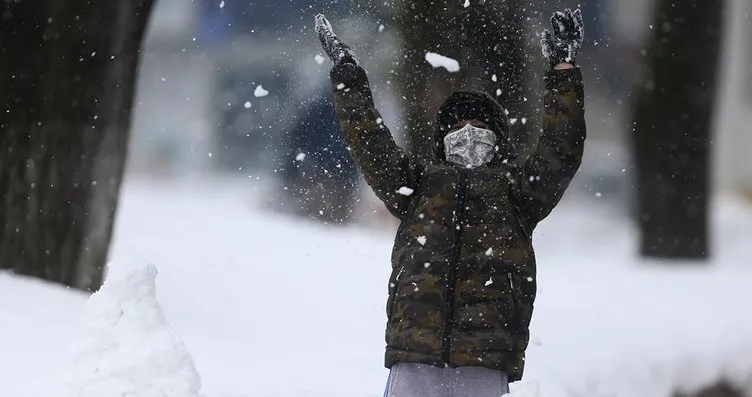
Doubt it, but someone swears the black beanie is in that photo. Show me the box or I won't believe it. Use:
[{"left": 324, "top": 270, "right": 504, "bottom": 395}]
[{"left": 433, "top": 91, "right": 510, "bottom": 160}]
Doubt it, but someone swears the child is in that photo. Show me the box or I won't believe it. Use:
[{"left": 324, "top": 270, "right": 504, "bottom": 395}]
[{"left": 315, "top": 8, "right": 586, "bottom": 396}]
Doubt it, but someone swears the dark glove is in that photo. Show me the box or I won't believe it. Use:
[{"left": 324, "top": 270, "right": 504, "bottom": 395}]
[
  {"left": 315, "top": 13, "right": 358, "bottom": 66},
  {"left": 540, "top": 8, "right": 584, "bottom": 68}
]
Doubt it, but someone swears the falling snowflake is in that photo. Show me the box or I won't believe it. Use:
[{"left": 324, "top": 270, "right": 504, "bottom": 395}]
[
  {"left": 397, "top": 186, "right": 414, "bottom": 196},
  {"left": 314, "top": 54, "right": 326, "bottom": 64},
  {"left": 254, "top": 85, "right": 269, "bottom": 97},
  {"left": 416, "top": 236, "right": 427, "bottom": 246}
]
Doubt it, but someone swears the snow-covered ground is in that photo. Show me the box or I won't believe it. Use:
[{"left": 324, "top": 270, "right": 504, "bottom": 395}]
[{"left": 2, "top": 177, "right": 752, "bottom": 397}]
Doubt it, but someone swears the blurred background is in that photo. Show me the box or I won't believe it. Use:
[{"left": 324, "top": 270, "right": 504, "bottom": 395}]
[{"left": 127, "top": 0, "right": 752, "bottom": 229}]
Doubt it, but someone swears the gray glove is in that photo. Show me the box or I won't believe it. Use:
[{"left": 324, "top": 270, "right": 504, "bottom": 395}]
[
  {"left": 540, "top": 8, "right": 584, "bottom": 68},
  {"left": 314, "top": 14, "right": 358, "bottom": 66}
]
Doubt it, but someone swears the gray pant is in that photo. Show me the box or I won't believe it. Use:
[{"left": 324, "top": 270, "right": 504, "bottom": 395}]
[{"left": 384, "top": 363, "right": 510, "bottom": 397}]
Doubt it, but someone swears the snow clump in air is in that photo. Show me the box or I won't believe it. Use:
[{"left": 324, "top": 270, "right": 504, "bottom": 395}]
[
  {"left": 254, "top": 85, "right": 269, "bottom": 97},
  {"left": 425, "top": 52, "right": 460, "bottom": 72}
]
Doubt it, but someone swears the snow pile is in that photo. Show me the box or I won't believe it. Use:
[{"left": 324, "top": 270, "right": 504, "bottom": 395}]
[
  {"left": 62, "top": 260, "right": 203, "bottom": 397},
  {"left": 425, "top": 52, "right": 460, "bottom": 72}
]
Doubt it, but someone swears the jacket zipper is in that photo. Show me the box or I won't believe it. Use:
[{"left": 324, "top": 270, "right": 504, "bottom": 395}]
[{"left": 442, "top": 168, "right": 469, "bottom": 365}]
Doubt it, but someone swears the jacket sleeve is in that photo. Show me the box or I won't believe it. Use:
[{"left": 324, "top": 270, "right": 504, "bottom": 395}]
[
  {"left": 329, "top": 62, "right": 420, "bottom": 218},
  {"left": 513, "top": 67, "right": 586, "bottom": 226}
]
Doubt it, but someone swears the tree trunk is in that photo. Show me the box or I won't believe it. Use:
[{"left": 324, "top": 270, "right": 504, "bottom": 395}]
[
  {"left": 393, "top": 0, "right": 534, "bottom": 162},
  {"left": 631, "top": 0, "right": 725, "bottom": 260},
  {"left": 0, "top": 1, "right": 155, "bottom": 291}
]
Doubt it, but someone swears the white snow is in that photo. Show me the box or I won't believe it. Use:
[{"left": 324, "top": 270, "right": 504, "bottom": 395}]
[
  {"left": 253, "top": 85, "right": 269, "bottom": 97},
  {"left": 218, "top": 0, "right": 224, "bottom": 8},
  {"left": 397, "top": 186, "right": 414, "bottom": 196},
  {"left": 295, "top": 152, "right": 306, "bottom": 161},
  {"left": 61, "top": 260, "right": 203, "bottom": 397},
  {"left": 243, "top": 101, "right": 251, "bottom": 109},
  {"left": 378, "top": 24, "right": 385, "bottom": 33},
  {"left": 463, "top": 0, "right": 470, "bottom": 8},
  {"left": 1, "top": 179, "right": 752, "bottom": 397},
  {"left": 314, "top": 54, "right": 326, "bottom": 64},
  {"left": 416, "top": 235, "right": 427, "bottom": 246},
  {"left": 424, "top": 52, "right": 460, "bottom": 72}
]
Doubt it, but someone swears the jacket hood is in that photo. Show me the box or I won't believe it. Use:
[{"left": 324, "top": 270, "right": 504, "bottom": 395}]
[{"left": 433, "top": 91, "right": 515, "bottom": 165}]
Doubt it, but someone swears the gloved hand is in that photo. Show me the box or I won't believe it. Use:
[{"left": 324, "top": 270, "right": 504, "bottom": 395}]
[
  {"left": 540, "top": 8, "right": 584, "bottom": 68},
  {"left": 315, "top": 13, "right": 358, "bottom": 66}
]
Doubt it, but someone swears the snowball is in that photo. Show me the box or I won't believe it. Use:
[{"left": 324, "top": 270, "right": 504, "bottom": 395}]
[
  {"left": 424, "top": 52, "right": 460, "bottom": 72},
  {"left": 243, "top": 101, "right": 251, "bottom": 109},
  {"left": 417, "top": 236, "right": 427, "bottom": 246},
  {"left": 62, "top": 260, "right": 203, "bottom": 397},
  {"left": 295, "top": 153, "right": 306, "bottom": 161},
  {"left": 254, "top": 85, "right": 269, "bottom": 97},
  {"left": 397, "top": 186, "right": 414, "bottom": 196},
  {"left": 314, "top": 54, "right": 325, "bottom": 64}
]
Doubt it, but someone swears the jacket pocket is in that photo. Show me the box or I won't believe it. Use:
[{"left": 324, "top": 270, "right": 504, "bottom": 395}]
[
  {"left": 387, "top": 265, "right": 405, "bottom": 319},
  {"left": 507, "top": 271, "right": 534, "bottom": 332},
  {"left": 506, "top": 272, "right": 521, "bottom": 329}
]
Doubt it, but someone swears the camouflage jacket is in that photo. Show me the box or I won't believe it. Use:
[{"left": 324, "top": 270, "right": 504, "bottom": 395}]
[{"left": 329, "top": 63, "right": 586, "bottom": 382}]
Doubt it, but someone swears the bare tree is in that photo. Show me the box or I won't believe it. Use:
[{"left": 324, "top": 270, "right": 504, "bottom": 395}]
[
  {"left": 0, "top": 1, "right": 155, "bottom": 290},
  {"left": 631, "top": 0, "right": 725, "bottom": 259}
]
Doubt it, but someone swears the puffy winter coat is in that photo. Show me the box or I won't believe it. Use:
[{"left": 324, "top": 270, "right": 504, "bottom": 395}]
[{"left": 329, "top": 63, "right": 586, "bottom": 381}]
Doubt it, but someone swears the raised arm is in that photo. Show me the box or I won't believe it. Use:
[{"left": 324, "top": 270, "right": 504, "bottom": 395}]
[
  {"left": 315, "top": 14, "right": 419, "bottom": 218},
  {"left": 514, "top": 8, "right": 586, "bottom": 226}
]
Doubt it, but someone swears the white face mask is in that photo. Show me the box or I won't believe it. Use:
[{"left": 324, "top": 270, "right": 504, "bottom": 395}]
[{"left": 443, "top": 124, "right": 497, "bottom": 168}]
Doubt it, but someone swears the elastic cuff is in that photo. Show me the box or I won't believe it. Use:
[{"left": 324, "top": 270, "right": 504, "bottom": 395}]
[{"left": 544, "top": 67, "right": 582, "bottom": 90}]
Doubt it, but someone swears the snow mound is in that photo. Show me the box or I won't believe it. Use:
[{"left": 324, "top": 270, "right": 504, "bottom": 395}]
[
  {"left": 425, "top": 52, "right": 460, "bottom": 72},
  {"left": 62, "top": 260, "right": 203, "bottom": 397}
]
